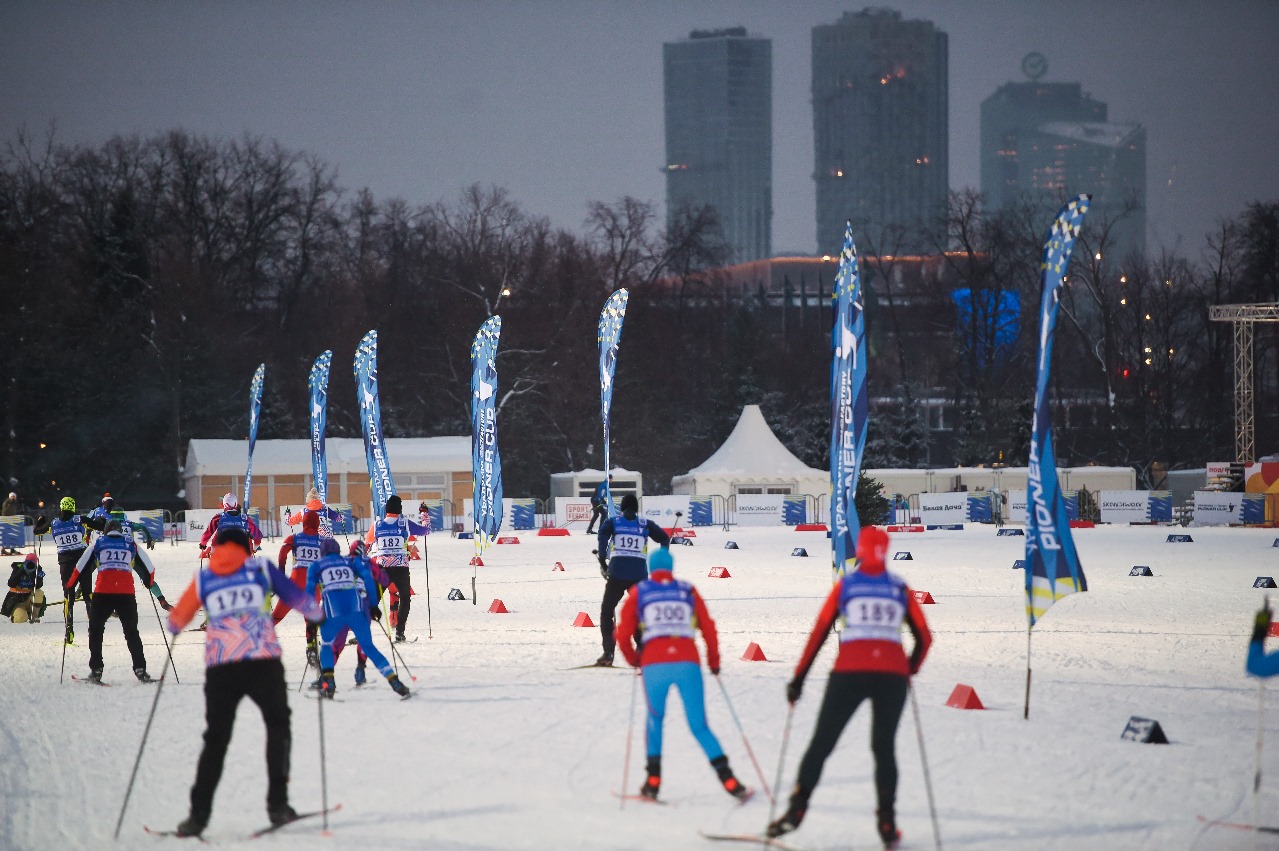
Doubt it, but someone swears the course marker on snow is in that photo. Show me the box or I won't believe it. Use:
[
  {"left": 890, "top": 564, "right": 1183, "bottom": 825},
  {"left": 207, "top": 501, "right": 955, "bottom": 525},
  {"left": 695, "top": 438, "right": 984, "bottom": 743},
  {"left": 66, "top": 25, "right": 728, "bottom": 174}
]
[
  {"left": 538, "top": 527, "right": 570, "bottom": 537},
  {"left": 1069, "top": 519, "right": 1095, "bottom": 528},
  {"left": 1254, "top": 576, "right": 1277, "bottom": 589},
  {"left": 1012, "top": 559, "right": 1025, "bottom": 570},
  {"left": 794, "top": 523, "right": 828, "bottom": 532},
  {"left": 457, "top": 532, "right": 474, "bottom": 540},
  {"left": 724, "top": 541, "right": 739, "bottom": 550},
  {"left": 671, "top": 536, "right": 693, "bottom": 546},
  {"left": 1273, "top": 538, "right": 1279, "bottom": 548},
  {"left": 741, "top": 642, "right": 768, "bottom": 662},
  {"left": 996, "top": 527, "right": 1024, "bottom": 536},
  {"left": 496, "top": 536, "right": 520, "bottom": 545},
  {"left": 945, "top": 684, "right": 984, "bottom": 710},
  {"left": 1120, "top": 716, "right": 1169, "bottom": 744},
  {"left": 913, "top": 590, "right": 935, "bottom": 604},
  {"left": 1129, "top": 565, "right": 1154, "bottom": 576},
  {"left": 488, "top": 599, "right": 509, "bottom": 614},
  {"left": 447, "top": 588, "right": 466, "bottom": 601},
  {"left": 927, "top": 523, "right": 964, "bottom": 531},
  {"left": 1167, "top": 534, "right": 1194, "bottom": 543},
  {"left": 791, "top": 548, "right": 808, "bottom": 557},
  {"left": 887, "top": 525, "right": 925, "bottom": 533},
  {"left": 572, "top": 611, "right": 595, "bottom": 627},
  {"left": 893, "top": 551, "right": 913, "bottom": 560},
  {"left": 469, "top": 556, "right": 484, "bottom": 566},
  {"left": 552, "top": 561, "right": 565, "bottom": 571},
  {"left": 708, "top": 566, "right": 732, "bottom": 578},
  {"left": 1270, "top": 622, "right": 1279, "bottom": 638}
]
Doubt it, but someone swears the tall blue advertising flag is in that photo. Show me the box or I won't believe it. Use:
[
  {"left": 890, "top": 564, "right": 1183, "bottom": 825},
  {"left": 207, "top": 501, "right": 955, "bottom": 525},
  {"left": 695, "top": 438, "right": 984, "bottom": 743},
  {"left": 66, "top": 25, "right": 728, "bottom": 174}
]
[
  {"left": 830, "top": 223, "right": 868, "bottom": 577},
  {"left": 308, "top": 350, "right": 332, "bottom": 504},
  {"left": 243, "top": 364, "right": 265, "bottom": 512},
  {"left": 1025, "top": 195, "right": 1091, "bottom": 628},
  {"left": 354, "top": 330, "right": 396, "bottom": 519},
  {"left": 598, "top": 289, "right": 629, "bottom": 515},
  {"left": 471, "top": 317, "right": 504, "bottom": 542}
]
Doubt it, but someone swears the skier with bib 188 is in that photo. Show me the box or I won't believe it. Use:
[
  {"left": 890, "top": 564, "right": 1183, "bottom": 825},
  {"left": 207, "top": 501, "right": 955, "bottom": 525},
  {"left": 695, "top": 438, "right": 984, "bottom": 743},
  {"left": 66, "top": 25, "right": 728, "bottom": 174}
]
[
  {"left": 615, "top": 546, "right": 750, "bottom": 803},
  {"left": 362, "top": 495, "right": 430, "bottom": 643},
  {"left": 766, "top": 526, "right": 931, "bottom": 848},
  {"left": 33, "top": 497, "right": 93, "bottom": 643},
  {"left": 594, "top": 492, "right": 670, "bottom": 666},
  {"left": 164, "top": 525, "right": 326, "bottom": 837}
]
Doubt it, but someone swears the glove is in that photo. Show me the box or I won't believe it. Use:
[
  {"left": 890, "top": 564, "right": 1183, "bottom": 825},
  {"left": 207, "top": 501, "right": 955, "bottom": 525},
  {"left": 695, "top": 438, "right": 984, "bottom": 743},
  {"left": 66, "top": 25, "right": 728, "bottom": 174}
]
[
  {"left": 786, "top": 679, "right": 803, "bottom": 705},
  {"left": 1252, "top": 603, "right": 1273, "bottom": 643},
  {"left": 199, "top": 547, "right": 211, "bottom": 560},
  {"left": 146, "top": 538, "right": 156, "bottom": 551},
  {"left": 710, "top": 665, "right": 720, "bottom": 676},
  {"left": 158, "top": 597, "right": 173, "bottom": 613},
  {"left": 599, "top": 557, "right": 609, "bottom": 579},
  {"left": 370, "top": 606, "right": 382, "bottom": 621}
]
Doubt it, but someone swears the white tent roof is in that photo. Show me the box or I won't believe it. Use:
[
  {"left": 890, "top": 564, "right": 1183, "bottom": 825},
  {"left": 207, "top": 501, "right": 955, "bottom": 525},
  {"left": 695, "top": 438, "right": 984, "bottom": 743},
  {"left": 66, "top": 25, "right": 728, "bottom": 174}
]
[
  {"left": 685, "top": 405, "right": 823, "bottom": 476},
  {"left": 184, "top": 437, "right": 470, "bottom": 477}
]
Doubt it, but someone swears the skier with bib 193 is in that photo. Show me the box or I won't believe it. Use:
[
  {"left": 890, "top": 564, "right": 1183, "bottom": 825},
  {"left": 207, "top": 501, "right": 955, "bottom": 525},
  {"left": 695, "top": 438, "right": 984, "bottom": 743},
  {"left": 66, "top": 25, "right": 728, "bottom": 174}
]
[
  {"left": 766, "top": 526, "right": 932, "bottom": 848},
  {"left": 272, "top": 511, "right": 325, "bottom": 665},
  {"left": 362, "top": 495, "right": 430, "bottom": 643},
  {"left": 164, "top": 525, "right": 325, "bottom": 837},
  {"left": 615, "top": 546, "right": 750, "bottom": 803},
  {"left": 594, "top": 492, "right": 669, "bottom": 667}
]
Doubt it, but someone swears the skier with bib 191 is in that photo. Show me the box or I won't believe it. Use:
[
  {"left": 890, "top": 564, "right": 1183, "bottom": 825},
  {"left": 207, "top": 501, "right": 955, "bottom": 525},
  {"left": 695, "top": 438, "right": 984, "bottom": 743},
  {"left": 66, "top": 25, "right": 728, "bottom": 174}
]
[
  {"left": 766, "top": 525, "right": 932, "bottom": 848},
  {"left": 164, "top": 524, "right": 325, "bottom": 837},
  {"left": 362, "top": 494, "right": 429, "bottom": 643},
  {"left": 306, "top": 537, "right": 409, "bottom": 699},
  {"left": 594, "top": 492, "right": 670, "bottom": 667},
  {"left": 615, "top": 546, "right": 750, "bottom": 803}
]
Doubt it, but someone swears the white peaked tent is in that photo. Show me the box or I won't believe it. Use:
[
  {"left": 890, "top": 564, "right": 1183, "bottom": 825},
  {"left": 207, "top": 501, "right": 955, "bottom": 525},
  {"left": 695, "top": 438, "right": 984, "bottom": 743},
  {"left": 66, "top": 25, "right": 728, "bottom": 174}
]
[{"left": 671, "top": 405, "right": 828, "bottom": 498}]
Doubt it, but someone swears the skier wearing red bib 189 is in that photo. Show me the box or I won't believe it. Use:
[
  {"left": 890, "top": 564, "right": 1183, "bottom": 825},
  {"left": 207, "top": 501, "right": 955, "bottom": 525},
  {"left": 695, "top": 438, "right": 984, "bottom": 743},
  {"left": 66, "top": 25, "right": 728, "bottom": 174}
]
[
  {"left": 767, "top": 525, "right": 932, "bottom": 848},
  {"left": 615, "top": 546, "right": 749, "bottom": 803}
]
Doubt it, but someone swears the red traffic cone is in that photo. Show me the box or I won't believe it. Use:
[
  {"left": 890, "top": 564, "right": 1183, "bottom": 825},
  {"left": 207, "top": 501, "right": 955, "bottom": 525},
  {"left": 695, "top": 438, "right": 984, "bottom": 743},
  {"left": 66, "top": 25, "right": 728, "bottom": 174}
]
[
  {"left": 740, "top": 642, "right": 768, "bottom": 662},
  {"left": 945, "top": 684, "right": 984, "bottom": 710},
  {"left": 488, "top": 599, "right": 509, "bottom": 614},
  {"left": 708, "top": 566, "right": 732, "bottom": 578},
  {"left": 913, "top": 590, "right": 935, "bottom": 604},
  {"left": 469, "top": 556, "right": 485, "bottom": 566},
  {"left": 553, "top": 562, "right": 565, "bottom": 572},
  {"left": 572, "top": 611, "right": 595, "bottom": 627}
]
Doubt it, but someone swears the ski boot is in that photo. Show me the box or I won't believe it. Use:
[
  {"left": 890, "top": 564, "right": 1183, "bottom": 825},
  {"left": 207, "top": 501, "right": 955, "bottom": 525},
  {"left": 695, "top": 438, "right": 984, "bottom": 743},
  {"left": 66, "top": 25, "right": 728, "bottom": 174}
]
[
  {"left": 311, "top": 669, "right": 336, "bottom": 698},
  {"left": 877, "top": 808, "right": 901, "bottom": 849},
  {"left": 268, "top": 803, "right": 299, "bottom": 827},
  {"left": 176, "top": 810, "right": 209, "bottom": 838},
  {"left": 86, "top": 669, "right": 104, "bottom": 685},
  {"left": 64, "top": 626, "right": 75, "bottom": 646},
  {"left": 388, "top": 673, "right": 410, "bottom": 698},
  {"left": 711, "top": 755, "right": 750, "bottom": 801},
  {"left": 766, "top": 785, "right": 810, "bottom": 838},
  {"left": 305, "top": 640, "right": 319, "bottom": 667},
  {"left": 594, "top": 652, "right": 614, "bottom": 668},
  {"left": 639, "top": 757, "right": 661, "bottom": 801},
  {"left": 394, "top": 631, "right": 406, "bottom": 643},
  {"left": 135, "top": 668, "right": 155, "bottom": 684},
  {"left": 354, "top": 664, "right": 367, "bottom": 686}
]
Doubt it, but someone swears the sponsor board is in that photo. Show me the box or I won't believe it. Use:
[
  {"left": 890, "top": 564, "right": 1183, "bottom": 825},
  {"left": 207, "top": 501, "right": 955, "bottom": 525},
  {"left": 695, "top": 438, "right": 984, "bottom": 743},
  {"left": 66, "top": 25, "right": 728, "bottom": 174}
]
[
  {"left": 555, "top": 497, "right": 594, "bottom": 528},
  {"left": 918, "top": 493, "right": 966, "bottom": 526},
  {"left": 1006, "top": 490, "right": 1028, "bottom": 522},
  {"left": 1192, "top": 491, "right": 1242, "bottom": 526},
  {"left": 1099, "top": 490, "right": 1151, "bottom": 524},
  {"left": 734, "top": 494, "right": 785, "bottom": 526},
  {"left": 463, "top": 498, "right": 514, "bottom": 534},
  {"left": 641, "top": 495, "right": 691, "bottom": 526}
]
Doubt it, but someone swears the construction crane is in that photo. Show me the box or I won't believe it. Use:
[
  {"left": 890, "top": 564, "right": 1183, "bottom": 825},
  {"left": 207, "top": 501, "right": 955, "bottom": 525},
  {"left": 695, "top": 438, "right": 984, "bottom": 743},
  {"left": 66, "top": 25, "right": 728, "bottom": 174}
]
[{"left": 1208, "top": 302, "right": 1279, "bottom": 464}]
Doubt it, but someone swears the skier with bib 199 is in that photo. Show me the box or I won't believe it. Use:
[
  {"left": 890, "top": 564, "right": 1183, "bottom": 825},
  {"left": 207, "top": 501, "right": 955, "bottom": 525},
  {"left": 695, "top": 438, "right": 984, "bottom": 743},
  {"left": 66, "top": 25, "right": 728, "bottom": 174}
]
[
  {"left": 766, "top": 526, "right": 932, "bottom": 848},
  {"left": 615, "top": 546, "right": 749, "bottom": 803},
  {"left": 362, "top": 494, "right": 429, "bottom": 643},
  {"left": 164, "top": 525, "right": 325, "bottom": 837},
  {"left": 594, "top": 492, "right": 670, "bottom": 667},
  {"left": 306, "top": 537, "right": 409, "bottom": 699}
]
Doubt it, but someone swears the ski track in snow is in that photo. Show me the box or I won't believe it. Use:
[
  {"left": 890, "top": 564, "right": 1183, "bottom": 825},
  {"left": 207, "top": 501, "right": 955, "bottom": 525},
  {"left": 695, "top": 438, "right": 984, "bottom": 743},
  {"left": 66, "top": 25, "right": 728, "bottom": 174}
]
[{"left": 1, "top": 524, "right": 1277, "bottom": 849}]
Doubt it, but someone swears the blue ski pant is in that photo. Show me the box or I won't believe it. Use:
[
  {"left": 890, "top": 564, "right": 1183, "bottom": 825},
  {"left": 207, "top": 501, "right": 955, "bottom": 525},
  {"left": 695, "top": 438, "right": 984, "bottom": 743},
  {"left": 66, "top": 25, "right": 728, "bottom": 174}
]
[
  {"left": 642, "top": 661, "right": 724, "bottom": 761},
  {"left": 319, "top": 612, "right": 393, "bottom": 677}
]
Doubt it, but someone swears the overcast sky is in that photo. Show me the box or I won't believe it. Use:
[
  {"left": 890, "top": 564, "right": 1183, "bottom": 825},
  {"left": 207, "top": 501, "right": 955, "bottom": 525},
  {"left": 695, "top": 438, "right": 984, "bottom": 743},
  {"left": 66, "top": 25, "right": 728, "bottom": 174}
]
[{"left": 4, "top": 1, "right": 1277, "bottom": 257}]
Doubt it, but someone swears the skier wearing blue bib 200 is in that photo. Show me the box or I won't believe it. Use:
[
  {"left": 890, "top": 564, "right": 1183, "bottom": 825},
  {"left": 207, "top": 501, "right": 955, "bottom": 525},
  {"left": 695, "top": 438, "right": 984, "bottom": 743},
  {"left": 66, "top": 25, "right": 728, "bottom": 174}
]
[
  {"left": 594, "top": 492, "right": 670, "bottom": 667},
  {"left": 306, "top": 537, "right": 409, "bottom": 699}
]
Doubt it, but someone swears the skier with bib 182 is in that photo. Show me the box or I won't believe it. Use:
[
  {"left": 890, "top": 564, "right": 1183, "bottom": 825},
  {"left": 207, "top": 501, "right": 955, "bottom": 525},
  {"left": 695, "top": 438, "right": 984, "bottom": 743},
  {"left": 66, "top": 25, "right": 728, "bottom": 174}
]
[
  {"left": 362, "top": 495, "right": 430, "bottom": 643},
  {"left": 594, "top": 492, "right": 670, "bottom": 667},
  {"left": 615, "top": 546, "right": 750, "bottom": 803},
  {"left": 766, "top": 526, "right": 932, "bottom": 848}
]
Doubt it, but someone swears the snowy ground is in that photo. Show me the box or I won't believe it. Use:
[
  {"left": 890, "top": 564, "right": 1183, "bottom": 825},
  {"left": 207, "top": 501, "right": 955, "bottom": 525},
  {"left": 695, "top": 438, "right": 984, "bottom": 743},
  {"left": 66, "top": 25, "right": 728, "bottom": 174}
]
[{"left": 1, "top": 522, "right": 1277, "bottom": 850}]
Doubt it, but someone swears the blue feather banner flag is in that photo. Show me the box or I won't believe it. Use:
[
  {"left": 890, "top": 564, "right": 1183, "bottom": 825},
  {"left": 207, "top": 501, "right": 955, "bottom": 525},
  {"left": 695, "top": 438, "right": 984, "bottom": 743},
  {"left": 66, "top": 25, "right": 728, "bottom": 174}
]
[
  {"left": 242, "top": 363, "right": 265, "bottom": 512},
  {"left": 471, "top": 316, "right": 504, "bottom": 541},
  {"left": 598, "top": 289, "right": 629, "bottom": 516},
  {"left": 308, "top": 350, "right": 332, "bottom": 504},
  {"left": 1025, "top": 195, "right": 1091, "bottom": 627},
  {"left": 830, "top": 222, "right": 868, "bottom": 578},
  {"left": 354, "top": 330, "right": 396, "bottom": 519}
]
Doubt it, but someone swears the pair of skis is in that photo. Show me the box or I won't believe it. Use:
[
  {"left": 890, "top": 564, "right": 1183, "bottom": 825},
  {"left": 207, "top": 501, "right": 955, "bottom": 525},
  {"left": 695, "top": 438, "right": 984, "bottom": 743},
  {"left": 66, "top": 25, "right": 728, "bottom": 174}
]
[{"left": 144, "top": 803, "right": 341, "bottom": 840}]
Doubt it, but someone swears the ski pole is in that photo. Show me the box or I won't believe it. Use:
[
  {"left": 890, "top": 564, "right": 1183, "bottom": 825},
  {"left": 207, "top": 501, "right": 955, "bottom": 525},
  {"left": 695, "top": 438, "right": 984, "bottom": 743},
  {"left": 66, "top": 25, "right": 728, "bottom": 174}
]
[
  {"left": 60, "top": 594, "right": 71, "bottom": 684},
  {"left": 424, "top": 546, "right": 433, "bottom": 639},
  {"left": 114, "top": 636, "right": 176, "bottom": 840},
  {"left": 909, "top": 684, "right": 942, "bottom": 851},
  {"left": 375, "top": 617, "right": 416, "bottom": 681},
  {"left": 620, "top": 667, "right": 640, "bottom": 810},
  {"left": 714, "top": 675, "right": 772, "bottom": 803},
  {"left": 317, "top": 672, "right": 330, "bottom": 833},
  {"left": 148, "top": 588, "right": 180, "bottom": 684},
  {"left": 767, "top": 703, "right": 795, "bottom": 828}
]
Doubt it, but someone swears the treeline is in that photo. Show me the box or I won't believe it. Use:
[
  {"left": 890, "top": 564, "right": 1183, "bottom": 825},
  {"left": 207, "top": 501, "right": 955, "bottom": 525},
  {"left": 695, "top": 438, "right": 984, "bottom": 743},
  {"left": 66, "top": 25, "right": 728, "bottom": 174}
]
[{"left": 2, "top": 129, "right": 1276, "bottom": 508}]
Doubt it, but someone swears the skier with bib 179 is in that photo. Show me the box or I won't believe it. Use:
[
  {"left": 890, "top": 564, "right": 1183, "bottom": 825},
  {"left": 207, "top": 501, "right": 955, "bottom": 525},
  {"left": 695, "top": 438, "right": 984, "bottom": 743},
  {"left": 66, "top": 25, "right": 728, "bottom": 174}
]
[
  {"left": 164, "top": 525, "right": 325, "bottom": 837},
  {"left": 615, "top": 546, "right": 750, "bottom": 803},
  {"left": 593, "top": 492, "right": 670, "bottom": 667},
  {"left": 766, "top": 526, "right": 932, "bottom": 848}
]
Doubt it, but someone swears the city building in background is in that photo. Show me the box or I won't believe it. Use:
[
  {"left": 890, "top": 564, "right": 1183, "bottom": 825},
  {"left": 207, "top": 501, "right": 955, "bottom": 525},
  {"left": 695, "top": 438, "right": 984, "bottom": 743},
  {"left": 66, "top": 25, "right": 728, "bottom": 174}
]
[
  {"left": 811, "top": 8, "right": 949, "bottom": 256},
  {"left": 663, "top": 27, "right": 772, "bottom": 262}
]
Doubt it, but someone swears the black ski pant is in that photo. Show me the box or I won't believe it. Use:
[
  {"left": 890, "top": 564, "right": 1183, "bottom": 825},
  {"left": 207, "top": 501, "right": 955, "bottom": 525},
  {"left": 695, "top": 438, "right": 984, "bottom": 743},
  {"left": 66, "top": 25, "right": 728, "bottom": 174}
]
[
  {"left": 599, "top": 575, "right": 642, "bottom": 657},
  {"left": 794, "top": 671, "right": 908, "bottom": 813},
  {"left": 585, "top": 503, "right": 607, "bottom": 533},
  {"left": 384, "top": 564, "right": 411, "bottom": 635},
  {"left": 88, "top": 592, "right": 146, "bottom": 674},
  {"left": 59, "top": 549, "right": 91, "bottom": 631},
  {"left": 190, "top": 657, "right": 292, "bottom": 818}
]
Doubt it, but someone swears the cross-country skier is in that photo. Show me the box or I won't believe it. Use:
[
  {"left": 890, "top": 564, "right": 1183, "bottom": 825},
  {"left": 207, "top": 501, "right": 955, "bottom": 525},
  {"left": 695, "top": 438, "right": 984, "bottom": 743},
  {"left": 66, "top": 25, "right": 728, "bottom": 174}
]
[
  {"left": 585, "top": 474, "right": 612, "bottom": 535},
  {"left": 1248, "top": 601, "right": 1279, "bottom": 677},
  {"left": 306, "top": 537, "right": 409, "bottom": 699},
  {"left": 0, "top": 491, "right": 19, "bottom": 555},
  {"left": 285, "top": 488, "right": 344, "bottom": 539},
  {"left": 199, "top": 494, "right": 263, "bottom": 554},
  {"left": 615, "top": 546, "right": 749, "bottom": 802},
  {"left": 362, "top": 494, "right": 429, "bottom": 642},
  {"left": 2, "top": 553, "right": 45, "bottom": 623},
  {"left": 272, "top": 511, "right": 323, "bottom": 625},
  {"left": 33, "top": 497, "right": 93, "bottom": 643},
  {"left": 594, "top": 492, "right": 670, "bottom": 666},
  {"left": 66, "top": 520, "right": 163, "bottom": 683},
  {"left": 163, "top": 525, "right": 324, "bottom": 837},
  {"left": 766, "top": 526, "right": 932, "bottom": 847},
  {"left": 84, "top": 493, "right": 156, "bottom": 550}
]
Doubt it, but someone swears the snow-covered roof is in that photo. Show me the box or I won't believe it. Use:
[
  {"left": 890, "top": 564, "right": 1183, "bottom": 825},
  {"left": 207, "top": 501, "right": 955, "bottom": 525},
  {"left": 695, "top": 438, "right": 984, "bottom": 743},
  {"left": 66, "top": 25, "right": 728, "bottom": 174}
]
[
  {"left": 184, "top": 437, "right": 471, "bottom": 477},
  {"left": 684, "top": 405, "right": 824, "bottom": 477}
]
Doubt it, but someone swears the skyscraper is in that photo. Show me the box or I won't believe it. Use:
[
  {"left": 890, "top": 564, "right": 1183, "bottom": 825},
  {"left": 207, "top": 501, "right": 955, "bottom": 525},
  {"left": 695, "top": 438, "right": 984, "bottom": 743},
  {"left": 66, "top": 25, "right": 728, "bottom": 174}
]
[
  {"left": 981, "top": 78, "right": 1146, "bottom": 258},
  {"left": 811, "top": 9, "right": 948, "bottom": 256},
  {"left": 664, "top": 27, "right": 772, "bottom": 263}
]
